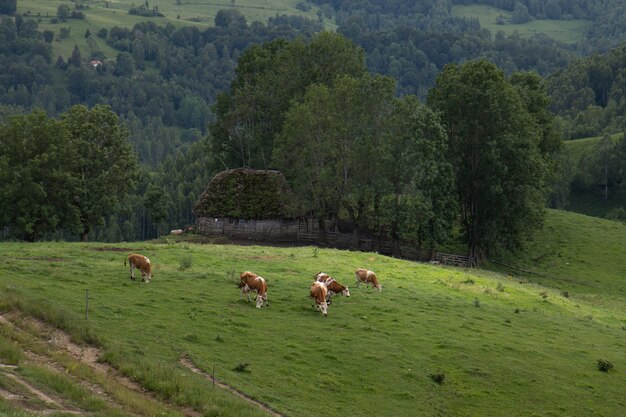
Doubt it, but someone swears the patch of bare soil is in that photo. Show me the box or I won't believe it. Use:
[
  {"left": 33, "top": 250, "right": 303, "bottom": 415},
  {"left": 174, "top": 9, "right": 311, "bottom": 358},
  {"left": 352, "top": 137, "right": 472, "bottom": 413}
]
[
  {"left": 0, "top": 372, "right": 81, "bottom": 415},
  {"left": 180, "top": 356, "right": 284, "bottom": 417},
  {"left": 92, "top": 247, "right": 138, "bottom": 252}
]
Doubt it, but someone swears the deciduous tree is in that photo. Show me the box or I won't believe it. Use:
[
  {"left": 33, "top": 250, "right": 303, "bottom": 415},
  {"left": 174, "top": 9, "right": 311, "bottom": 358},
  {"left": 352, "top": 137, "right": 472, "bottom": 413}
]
[
  {"left": 0, "top": 111, "right": 80, "bottom": 241},
  {"left": 62, "top": 104, "right": 139, "bottom": 241},
  {"left": 428, "top": 60, "right": 550, "bottom": 261}
]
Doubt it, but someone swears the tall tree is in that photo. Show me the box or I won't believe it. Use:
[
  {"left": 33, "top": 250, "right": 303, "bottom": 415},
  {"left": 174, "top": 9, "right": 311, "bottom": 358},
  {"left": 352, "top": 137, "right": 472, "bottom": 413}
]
[
  {"left": 62, "top": 104, "right": 139, "bottom": 241},
  {"left": 378, "top": 96, "right": 457, "bottom": 254},
  {"left": 210, "top": 31, "right": 366, "bottom": 169},
  {"left": 427, "top": 60, "right": 550, "bottom": 261},
  {"left": 274, "top": 74, "right": 457, "bottom": 249},
  {"left": 0, "top": 111, "right": 80, "bottom": 241}
]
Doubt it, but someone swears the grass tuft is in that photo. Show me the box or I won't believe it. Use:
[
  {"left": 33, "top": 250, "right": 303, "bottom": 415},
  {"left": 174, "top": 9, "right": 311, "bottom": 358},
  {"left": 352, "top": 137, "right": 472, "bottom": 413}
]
[{"left": 597, "top": 359, "right": 614, "bottom": 372}]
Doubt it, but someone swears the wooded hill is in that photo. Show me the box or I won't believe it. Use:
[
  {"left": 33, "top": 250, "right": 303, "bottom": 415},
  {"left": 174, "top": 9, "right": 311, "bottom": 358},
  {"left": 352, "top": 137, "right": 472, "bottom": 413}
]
[{"left": 2, "top": 0, "right": 626, "bottom": 250}]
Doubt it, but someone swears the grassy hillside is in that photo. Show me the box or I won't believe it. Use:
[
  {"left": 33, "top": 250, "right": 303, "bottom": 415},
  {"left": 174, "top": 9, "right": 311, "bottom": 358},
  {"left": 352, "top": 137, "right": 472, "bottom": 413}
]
[
  {"left": 561, "top": 135, "right": 626, "bottom": 217},
  {"left": 17, "top": 0, "right": 329, "bottom": 59},
  {"left": 452, "top": 4, "right": 590, "bottom": 43},
  {"left": 491, "top": 209, "right": 626, "bottom": 311},
  {"left": 0, "top": 210, "right": 624, "bottom": 416},
  {"left": 563, "top": 134, "right": 622, "bottom": 167}
]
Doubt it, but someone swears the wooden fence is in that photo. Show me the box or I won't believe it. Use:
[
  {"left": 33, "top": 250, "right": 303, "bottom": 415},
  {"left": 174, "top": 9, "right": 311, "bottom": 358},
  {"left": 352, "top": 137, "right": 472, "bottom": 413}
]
[
  {"left": 196, "top": 217, "right": 470, "bottom": 266},
  {"left": 435, "top": 252, "right": 472, "bottom": 268}
]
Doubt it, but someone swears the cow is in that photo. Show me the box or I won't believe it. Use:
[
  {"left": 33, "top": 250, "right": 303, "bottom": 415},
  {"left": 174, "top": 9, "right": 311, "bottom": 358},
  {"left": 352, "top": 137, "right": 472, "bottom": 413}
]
[
  {"left": 310, "top": 281, "right": 328, "bottom": 316},
  {"left": 355, "top": 268, "right": 381, "bottom": 291},
  {"left": 170, "top": 229, "right": 184, "bottom": 235},
  {"left": 239, "top": 271, "right": 268, "bottom": 308},
  {"left": 125, "top": 254, "right": 152, "bottom": 283},
  {"left": 315, "top": 272, "right": 350, "bottom": 304}
]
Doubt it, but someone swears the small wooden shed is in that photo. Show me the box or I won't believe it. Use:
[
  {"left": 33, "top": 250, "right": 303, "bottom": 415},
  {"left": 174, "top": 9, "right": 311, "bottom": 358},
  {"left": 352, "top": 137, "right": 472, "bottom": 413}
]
[{"left": 193, "top": 168, "right": 302, "bottom": 240}]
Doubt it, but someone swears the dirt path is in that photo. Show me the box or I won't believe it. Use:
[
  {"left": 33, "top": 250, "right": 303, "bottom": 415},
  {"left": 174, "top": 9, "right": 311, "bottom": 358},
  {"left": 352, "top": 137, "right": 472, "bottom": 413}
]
[
  {"left": 0, "top": 312, "right": 203, "bottom": 417},
  {"left": 179, "top": 357, "right": 285, "bottom": 417}
]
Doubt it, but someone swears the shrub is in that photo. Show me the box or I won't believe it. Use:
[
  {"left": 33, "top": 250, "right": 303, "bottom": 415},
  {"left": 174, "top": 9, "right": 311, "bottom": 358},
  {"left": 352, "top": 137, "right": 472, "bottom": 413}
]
[
  {"left": 0, "top": 339, "right": 22, "bottom": 366},
  {"left": 597, "top": 359, "right": 614, "bottom": 372},
  {"left": 561, "top": 290, "right": 569, "bottom": 298},
  {"left": 473, "top": 298, "right": 480, "bottom": 308},
  {"left": 496, "top": 282, "right": 505, "bottom": 292},
  {"left": 429, "top": 373, "right": 445, "bottom": 384},
  {"left": 233, "top": 363, "right": 250, "bottom": 373},
  {"left": 179, "top": 255, "right": 193, "bottom": 271}
]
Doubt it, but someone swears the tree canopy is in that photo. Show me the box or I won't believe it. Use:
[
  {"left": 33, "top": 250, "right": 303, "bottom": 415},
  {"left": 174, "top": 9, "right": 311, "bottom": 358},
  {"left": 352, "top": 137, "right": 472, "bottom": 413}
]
[
  {"left": 427, "top": 60, "right": 554, "bottom": 259},
  {"left": 0, "top": 105, "right": 139, "bottom": 241}
]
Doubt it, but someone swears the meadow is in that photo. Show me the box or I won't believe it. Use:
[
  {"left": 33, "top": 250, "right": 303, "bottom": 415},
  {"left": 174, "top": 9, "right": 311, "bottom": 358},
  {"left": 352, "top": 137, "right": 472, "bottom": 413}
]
[
  {"left": 561, "top": 134, "right": 626, "bottom": 217},
  {"left": 451, "top": 4, "right": 590, "bottom": 44},
  {"left": 16, "top": 0, "right": 328, "bottom": 59},
  {"left": 0, "top": 209, "right": 625, "bottom": 416}
]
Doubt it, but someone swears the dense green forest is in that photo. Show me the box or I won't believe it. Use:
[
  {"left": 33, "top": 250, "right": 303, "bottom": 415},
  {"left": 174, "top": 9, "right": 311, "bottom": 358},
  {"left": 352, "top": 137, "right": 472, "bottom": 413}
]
[{"left": 1, "top": 0, "right": 626, "bottom": 257}]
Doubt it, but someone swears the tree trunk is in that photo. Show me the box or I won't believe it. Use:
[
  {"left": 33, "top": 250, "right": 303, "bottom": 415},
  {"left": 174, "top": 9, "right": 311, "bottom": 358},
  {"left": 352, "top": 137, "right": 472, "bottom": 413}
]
[
  {"left": 80, "top": 226, "right": 90, "bottom": 242},
  {"left": 604, "top": 160, "right": 608, "bottom": 203}
]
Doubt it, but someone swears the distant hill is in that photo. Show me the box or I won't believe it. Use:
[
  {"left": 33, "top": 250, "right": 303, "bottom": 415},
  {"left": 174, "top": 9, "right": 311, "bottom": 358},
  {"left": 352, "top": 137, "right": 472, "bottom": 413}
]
[
  {"left": 560, "top": 135, "right": 626, "bottom": 218},
  {"left": 15, "top": 0, "right": 329, "bottom": 58},
  {"left": 451, "top": 4, "right": 590, "bottom": 44}
]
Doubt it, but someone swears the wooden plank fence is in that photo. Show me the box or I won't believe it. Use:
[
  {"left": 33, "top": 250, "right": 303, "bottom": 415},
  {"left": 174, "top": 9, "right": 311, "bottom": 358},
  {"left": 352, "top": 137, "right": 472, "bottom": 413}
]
[
  {"left": 435, "top": 252, "right": 472, "bottom": 268},
  {"left": 197, "top": 217, "right": 469, "bottom": 265}
]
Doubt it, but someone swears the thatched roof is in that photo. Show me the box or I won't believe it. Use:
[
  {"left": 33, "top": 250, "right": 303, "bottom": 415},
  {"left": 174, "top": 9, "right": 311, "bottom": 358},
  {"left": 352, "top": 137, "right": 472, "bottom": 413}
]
[{"left": 193, "top": 168, "right": 299, "bottom": 219}]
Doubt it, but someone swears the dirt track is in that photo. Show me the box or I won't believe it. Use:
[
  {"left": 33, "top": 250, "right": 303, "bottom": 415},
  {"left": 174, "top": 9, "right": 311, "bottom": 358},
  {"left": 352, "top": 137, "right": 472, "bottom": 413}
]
[{"left": 0, "top": 312, "right": 203, "bottom": 417}]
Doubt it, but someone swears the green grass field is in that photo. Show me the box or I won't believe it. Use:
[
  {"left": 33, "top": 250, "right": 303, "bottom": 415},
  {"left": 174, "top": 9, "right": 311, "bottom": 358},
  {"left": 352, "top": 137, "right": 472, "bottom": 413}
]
[
  {"left": 563, "top": 133, "right": 623, "bottom": 167},
  {"left": 451, "top": 4, "right": 590, "bottom": 43},
  {"left": 17, "top": 0, "right": 329, "bottom": 59},
  {"left": 561, "top": 134, "right": 626, "bottom": 217},
  {"left": 0, "top": 209, "right": 625, "bottom": 416}
]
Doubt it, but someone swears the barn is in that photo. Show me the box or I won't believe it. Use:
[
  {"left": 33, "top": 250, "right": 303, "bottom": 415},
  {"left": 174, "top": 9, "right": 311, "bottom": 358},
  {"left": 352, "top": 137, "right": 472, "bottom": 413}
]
[
  {"left": 192, "top": 168, "right": 305, "bottom": 241},
  {"left": 192, "top": 168, "right": 438, "bottom": 262}
]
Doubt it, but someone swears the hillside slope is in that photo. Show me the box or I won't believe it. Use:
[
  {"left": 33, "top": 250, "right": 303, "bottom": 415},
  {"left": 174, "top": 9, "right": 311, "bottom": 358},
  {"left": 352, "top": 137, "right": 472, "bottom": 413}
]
[{"left": 0, "top": 210, "right": 624, "bottom": 416}]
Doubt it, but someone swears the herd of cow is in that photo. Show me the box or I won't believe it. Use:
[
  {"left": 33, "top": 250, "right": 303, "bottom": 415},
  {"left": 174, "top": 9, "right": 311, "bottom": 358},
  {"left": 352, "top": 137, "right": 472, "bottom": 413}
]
[{"left": 124, "top": 253, "right": 381, "bottom": 316}]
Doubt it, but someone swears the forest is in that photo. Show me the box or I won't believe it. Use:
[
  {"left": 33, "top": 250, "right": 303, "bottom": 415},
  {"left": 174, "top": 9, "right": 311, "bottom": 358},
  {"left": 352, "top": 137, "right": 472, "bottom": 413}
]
[{"left": 1, "top": 0, "right": 626, "bottom": 259}]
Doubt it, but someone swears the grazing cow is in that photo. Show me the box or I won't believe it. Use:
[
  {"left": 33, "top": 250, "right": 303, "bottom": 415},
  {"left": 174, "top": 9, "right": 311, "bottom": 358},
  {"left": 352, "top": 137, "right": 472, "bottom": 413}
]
[
  {"left": 315, "top": 272, "right": 350, "bottom": 304},
  {"left": 355, "top": 268, "right": 381, "bottom": 291},
  {"left": 310, "top": 281, "right": 328, "bottom": 316},
  {"left": 170, "top": 229, "right": 184, "bottom": 235},
  {"left": 239, "top": 271, "right": 268, "bottom": 308},
  {"left": 125, "top": 254, "right": 152, "bottom": 283}
]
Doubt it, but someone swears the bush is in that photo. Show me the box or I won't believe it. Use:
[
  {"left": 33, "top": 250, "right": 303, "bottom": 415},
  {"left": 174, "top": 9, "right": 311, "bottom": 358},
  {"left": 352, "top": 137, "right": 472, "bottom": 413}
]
[
  {"left": 597, "top": 359, "right": 614, "bottom": 372},
  {"left": 179, "top": 255, "right": 193, "bottom": 271},
  {"left": 605, "top": 207, "right": 626, "bottom": 223},
  {"left": 0, "top": 339, "right": 22, "bottom": 366},
  {"left": 233, "top": 363, "right": 250, "bottom": 373},
  {"left": 429, "top": 373, "right": 445, "bottom": 384}
]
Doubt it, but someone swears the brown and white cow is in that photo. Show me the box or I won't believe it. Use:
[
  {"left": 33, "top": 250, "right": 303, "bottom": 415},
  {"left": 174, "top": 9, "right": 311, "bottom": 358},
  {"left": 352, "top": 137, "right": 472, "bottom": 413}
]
[
  {"left": 315, "top": 272, "right": 350, "bottom": 304},
  {"left": 310, "top": 281, "right": 328, "bottom": 316},
  {"left": 239, "top": 271, "right": 268, "bottom": 308},
  {"left": 125, "top": 254, "right": 152, "bottom": 283},
  {"left": 355, "top": 268, "right": 381, "bottom": 291}
]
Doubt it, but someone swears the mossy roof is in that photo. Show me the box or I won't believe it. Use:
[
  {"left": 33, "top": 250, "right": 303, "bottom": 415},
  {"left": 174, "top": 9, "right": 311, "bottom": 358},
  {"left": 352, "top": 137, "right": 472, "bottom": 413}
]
[{"left": 193, "top": 168, "right": 298, "bottom": 219}]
